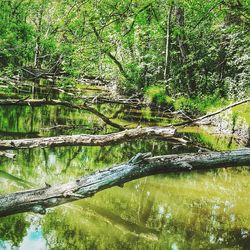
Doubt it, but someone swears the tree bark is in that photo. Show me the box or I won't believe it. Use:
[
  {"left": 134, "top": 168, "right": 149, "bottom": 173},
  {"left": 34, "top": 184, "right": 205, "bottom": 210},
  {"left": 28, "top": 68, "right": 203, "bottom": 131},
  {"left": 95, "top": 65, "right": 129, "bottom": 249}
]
[
  {"left": 0, "top": 98, "right": 125, "bottom": 131},
  {"left": 0, "top": 148, "right": 249, "bottom": 217},
  {"left": 164, "top": 5, "right": 173, "bottom": 94},
  {"left": 0, "top": 126, "right": 181, "bottom": 150},
  {"left": 175, "top": 6, "right": 195, "bottom": 96},
  {"left": 33, "top": 4, "right": 44, "bottom": 69}
]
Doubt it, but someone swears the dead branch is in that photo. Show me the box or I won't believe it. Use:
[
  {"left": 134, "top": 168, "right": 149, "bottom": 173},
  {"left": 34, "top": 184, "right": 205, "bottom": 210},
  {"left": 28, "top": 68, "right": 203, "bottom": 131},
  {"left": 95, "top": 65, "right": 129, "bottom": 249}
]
[{"left": 173, "top": 98, "right": 250, "bottom": 127}]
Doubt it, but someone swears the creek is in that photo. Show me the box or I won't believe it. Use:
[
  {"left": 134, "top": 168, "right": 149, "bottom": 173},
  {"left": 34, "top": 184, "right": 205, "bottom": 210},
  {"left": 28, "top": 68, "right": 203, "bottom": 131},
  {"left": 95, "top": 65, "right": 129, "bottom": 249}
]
[{"left": 0, "top": 80, "right": 249, "bottom": 250}]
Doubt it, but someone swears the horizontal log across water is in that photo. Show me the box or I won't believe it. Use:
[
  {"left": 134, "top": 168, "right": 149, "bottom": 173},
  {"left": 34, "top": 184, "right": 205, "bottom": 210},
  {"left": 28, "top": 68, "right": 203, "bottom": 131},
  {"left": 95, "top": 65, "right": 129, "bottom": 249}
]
[
  {"left": 0, "top": 126, "right": 181, "bottom": 149},
  {"left": 0, "top": 148, "right": 249, "bottom": 217}
]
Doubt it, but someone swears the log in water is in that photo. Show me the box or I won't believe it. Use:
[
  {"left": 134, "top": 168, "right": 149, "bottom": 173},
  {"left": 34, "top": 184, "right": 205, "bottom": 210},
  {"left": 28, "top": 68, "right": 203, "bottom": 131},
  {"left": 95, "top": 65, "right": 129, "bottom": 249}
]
[{"left": 0, "top": 148, "right": 249, "bottom": 217}]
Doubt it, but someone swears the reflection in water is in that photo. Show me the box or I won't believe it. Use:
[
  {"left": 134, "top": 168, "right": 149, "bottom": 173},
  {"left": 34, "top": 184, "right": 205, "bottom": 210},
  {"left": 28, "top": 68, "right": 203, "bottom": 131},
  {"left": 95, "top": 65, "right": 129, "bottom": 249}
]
[
  {"left": 18, "top": 226, "right": 47, "bottom": 250},
  {"left": 0, "top": 86, "right": 250, "bottom": 249}
]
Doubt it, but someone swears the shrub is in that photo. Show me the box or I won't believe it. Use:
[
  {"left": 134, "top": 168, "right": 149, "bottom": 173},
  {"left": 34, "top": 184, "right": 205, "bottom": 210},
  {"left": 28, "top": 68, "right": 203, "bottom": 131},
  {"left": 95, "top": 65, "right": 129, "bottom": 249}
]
[
  {"left": 57, "top": 77, "right": 76, "bottom": 88},
  {"left": 174, "top": 94, "right": 229, "bottom": 115},
  {"left": 144, "top": 85, "right": 174, "bottom": 108}
]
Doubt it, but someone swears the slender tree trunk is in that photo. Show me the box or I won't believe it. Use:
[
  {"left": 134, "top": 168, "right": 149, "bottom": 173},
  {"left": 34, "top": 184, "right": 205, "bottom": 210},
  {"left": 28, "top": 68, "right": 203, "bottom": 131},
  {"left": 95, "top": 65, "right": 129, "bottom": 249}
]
[
  {"left": 164, "top": 5, "right": 173, "bottom": 94},
  {"left": 175, "top": 6, "right": 195, "bottom": 96},
  {"left": 141, "top": 7, "right": 152, "bottom": 88},
  {"left": 34, "top": 8, "right": 44, "bottom": 69}
]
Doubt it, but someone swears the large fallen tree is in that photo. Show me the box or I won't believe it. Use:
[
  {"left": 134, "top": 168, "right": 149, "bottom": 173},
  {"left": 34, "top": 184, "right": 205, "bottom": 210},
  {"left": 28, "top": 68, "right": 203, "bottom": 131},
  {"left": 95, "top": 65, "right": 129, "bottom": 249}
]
[
  {"left": 0, "top": 126, "right": 182, "bottom": 149},
  {"left": 0, "top": 148, "right": 249, "bottom": 217}
]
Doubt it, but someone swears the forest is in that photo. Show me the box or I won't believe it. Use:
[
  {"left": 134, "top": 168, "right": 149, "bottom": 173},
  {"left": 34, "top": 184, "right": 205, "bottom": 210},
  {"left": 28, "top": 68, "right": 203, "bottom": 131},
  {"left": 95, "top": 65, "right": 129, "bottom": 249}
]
[{"left": 0, "top": 0, "right": 250, "bottom": 249}]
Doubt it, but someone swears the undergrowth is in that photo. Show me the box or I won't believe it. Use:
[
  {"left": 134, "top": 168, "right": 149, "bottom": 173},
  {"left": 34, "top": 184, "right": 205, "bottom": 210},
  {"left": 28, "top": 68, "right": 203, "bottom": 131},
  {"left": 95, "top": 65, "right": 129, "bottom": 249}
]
[{"left": 144, "top": 85, "right": 229, "bottom": 115}]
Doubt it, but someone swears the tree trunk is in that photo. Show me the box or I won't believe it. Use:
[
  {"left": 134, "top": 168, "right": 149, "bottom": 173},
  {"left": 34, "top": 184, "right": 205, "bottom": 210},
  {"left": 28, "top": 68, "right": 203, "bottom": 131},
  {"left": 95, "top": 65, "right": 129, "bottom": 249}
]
[
  {"left": 34, "top": 6, "right": 44, "bottom": 69},
  {"left": 0, "top": 126, "right": 181, "bottom": 150},
  {"left": 175, "top": 6, "right": 195, "bottom": 96},
  {"left": 0, "top": 148, "right": 249, "bottom": 217},
  {"left": 91, "top": 24, "right": 129, "bottom": 80},
  {"left": 164, "top": 5, "right": 173, "bottom": 94},
  {"left": 141, "top": 7, "right": 153, "bottom": 87}
]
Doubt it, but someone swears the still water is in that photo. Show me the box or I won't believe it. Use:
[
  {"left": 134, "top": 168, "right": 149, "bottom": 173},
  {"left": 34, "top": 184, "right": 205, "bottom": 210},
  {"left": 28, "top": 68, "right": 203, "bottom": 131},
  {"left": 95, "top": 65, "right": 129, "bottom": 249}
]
[{"left": 0, "top": 82, "right": 249, "bottom": 249}]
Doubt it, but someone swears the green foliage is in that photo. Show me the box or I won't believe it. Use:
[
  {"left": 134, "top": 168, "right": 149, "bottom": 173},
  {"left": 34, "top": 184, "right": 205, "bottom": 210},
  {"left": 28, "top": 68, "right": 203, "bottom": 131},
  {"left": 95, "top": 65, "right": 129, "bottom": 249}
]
[
  {"left": 0, "top": 0, "right": 248, "bottom": 99},
  {"left": 174, "top": 95, "right": 229, "bottom": 115},
  {"left": 57, "top": 77, "right": 76, "bottom": 88},
  {"left": 0, "top": 215, "right": 29, "bottom": 246},
  {"left": 144, "top": 85, "right": 174, "bottom": 108}
]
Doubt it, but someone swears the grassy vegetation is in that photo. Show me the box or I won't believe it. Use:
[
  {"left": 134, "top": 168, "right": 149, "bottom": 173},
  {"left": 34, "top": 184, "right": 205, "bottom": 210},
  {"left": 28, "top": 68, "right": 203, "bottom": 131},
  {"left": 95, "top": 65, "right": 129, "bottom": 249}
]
[
  {"left": 144, "top": 85, "right": 174, "bottom": 109},
  {"left": 232, "top": 103, "right": 250, "bottom": 126},
  {"left": 144, "top": 85, "right": 230, "bottom": 115}
]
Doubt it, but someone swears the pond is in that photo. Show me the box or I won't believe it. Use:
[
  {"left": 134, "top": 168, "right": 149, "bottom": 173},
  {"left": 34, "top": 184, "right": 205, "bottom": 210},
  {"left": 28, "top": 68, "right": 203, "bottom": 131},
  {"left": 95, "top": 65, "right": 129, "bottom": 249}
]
[{"left": 0, "top": 81, "right": 249, "bottom": 250}]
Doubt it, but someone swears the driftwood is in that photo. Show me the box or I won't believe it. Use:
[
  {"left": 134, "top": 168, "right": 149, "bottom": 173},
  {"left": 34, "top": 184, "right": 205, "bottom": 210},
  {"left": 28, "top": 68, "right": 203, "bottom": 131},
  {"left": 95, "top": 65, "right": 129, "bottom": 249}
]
[
  {"left": 0, "top": 127, "right": 181, "bottom": 150},
  {"left": 0, "top": 98, "right": 125, "bottom": 131},
  {"left": 0, "top": 148, "right": 249, "bottom": 217}
]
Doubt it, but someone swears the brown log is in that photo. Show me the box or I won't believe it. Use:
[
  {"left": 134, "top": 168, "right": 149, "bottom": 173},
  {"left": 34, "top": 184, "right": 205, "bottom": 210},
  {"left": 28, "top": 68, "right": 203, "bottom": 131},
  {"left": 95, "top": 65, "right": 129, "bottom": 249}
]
[
  {"left": 0, "top": 126, "right": 180, "bottom": 150},
  {"left": 0, "top": 148, "right": 249, "bottom": 217}
]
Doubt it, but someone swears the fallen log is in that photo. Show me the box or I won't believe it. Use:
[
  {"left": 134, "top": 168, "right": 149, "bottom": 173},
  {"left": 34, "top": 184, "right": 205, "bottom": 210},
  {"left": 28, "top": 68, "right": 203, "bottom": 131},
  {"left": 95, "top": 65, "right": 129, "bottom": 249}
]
[
  {"left": 0, "top": 126, "right": 181, "bottom": 150},
  {"left": 0, "top": 148, "right": 249, "bottom": 217},
  {"left": 0, "top": 98, "right": 125, "bottom": 131},
  {"left": 21, "top": 67, "right": 68, "bottom": 80}
]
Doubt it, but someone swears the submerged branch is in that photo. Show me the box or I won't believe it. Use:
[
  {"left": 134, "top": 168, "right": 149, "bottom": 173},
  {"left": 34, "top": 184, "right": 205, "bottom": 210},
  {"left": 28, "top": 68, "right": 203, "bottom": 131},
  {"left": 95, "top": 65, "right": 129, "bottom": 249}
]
[{"left": 0, "top": 148, "right": 249, "bottom": 217}]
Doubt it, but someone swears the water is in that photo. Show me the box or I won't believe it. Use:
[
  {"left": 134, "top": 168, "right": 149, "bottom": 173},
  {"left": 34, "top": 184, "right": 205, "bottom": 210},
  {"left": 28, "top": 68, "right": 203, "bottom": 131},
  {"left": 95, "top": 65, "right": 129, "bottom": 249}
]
[{"left": 0, "top": 81, "right": 249, "bottom": 249}]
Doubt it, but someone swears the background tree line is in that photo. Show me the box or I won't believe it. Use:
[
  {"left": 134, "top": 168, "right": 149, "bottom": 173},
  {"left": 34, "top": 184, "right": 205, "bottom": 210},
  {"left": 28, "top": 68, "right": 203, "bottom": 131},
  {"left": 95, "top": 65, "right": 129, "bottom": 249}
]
[{"left": 0, "top": 0, "right": 249, "bottom": 99}]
